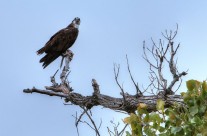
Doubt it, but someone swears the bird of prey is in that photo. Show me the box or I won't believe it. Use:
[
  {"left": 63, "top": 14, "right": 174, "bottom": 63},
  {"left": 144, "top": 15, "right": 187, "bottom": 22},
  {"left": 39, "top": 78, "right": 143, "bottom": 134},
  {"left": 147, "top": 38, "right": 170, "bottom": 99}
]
[{"left": 37, "top": 17, "right": 80, "bottom": 68}]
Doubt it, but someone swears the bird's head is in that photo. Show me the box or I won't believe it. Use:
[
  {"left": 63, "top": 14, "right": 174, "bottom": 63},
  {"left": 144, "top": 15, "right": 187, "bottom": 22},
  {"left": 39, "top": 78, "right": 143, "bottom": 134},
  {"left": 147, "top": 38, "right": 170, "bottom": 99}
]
[{"left": 72, "top": 17, "right": 81, "bottom": 28}]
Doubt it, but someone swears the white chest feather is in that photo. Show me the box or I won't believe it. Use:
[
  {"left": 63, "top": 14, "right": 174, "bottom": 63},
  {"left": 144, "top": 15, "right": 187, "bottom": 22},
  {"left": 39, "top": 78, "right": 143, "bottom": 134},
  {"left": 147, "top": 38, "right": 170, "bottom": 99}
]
[{"left": 74, "top": 24, "right": 79, "bottom": 29}]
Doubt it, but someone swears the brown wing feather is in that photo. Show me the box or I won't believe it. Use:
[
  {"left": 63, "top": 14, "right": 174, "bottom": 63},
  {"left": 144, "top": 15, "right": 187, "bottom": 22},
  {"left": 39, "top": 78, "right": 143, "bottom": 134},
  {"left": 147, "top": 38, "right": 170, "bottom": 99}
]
[
  {"left": 40, "top": 53, "right": 61, "bottom": 68},
  {"left": 37, "top": 26, "right": 79, "bottom": 68},
  {"left": 36, "top": 29, "right": 64, "bottom": 55}
]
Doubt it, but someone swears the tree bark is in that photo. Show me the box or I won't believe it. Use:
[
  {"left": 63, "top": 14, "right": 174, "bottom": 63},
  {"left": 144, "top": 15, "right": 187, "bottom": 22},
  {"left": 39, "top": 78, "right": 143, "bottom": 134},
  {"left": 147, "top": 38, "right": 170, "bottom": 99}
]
[{"left": 23, "top": 85, "right": 183, "bottom": 113}]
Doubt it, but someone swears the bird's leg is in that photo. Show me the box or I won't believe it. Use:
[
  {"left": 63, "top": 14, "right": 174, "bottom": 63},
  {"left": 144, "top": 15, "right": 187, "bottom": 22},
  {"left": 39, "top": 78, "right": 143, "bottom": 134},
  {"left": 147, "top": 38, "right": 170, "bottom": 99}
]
[
  {"left": 64, "top": 50, "right": 74, "bottom": 70},
  {"left": 60, "top": 50, "right": 74, "bottom": 69},
  {"left": 60, "top": 49, "right": 74, "bottom": 84}
]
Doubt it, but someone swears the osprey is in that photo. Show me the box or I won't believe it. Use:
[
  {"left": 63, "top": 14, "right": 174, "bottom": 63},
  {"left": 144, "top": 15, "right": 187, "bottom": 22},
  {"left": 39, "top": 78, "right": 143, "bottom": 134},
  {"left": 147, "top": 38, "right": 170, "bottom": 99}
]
[{"left": 37, "top": 17, "right": 80, "bottom": 68}]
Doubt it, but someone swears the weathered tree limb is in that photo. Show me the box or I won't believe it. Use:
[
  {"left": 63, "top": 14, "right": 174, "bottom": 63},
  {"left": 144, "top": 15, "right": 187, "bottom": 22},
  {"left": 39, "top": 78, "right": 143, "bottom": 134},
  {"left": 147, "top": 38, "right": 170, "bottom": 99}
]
[{"left": 23, "top": 85, "right": 183, "bottom": 113}]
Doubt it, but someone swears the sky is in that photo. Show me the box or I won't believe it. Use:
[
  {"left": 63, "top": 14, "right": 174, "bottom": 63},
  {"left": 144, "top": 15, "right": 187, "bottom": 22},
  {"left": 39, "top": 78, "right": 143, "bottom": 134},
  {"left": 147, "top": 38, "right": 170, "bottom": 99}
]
[{"left": 1, "top": 0, "right": 207, "bottom": 136}]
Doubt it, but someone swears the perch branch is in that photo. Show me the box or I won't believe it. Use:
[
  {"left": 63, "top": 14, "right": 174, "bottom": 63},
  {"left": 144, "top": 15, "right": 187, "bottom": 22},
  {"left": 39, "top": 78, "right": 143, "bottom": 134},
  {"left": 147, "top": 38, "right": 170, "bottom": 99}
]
[{"left": 23, "top": 87, "right": 184, "bottom": 113}]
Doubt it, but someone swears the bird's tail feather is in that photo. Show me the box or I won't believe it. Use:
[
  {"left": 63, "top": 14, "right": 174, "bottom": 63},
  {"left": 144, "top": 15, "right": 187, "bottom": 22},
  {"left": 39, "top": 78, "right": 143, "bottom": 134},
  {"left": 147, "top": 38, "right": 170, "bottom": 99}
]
[
  {"left": 37, "top": 47, "right": 45, "bottom": 55},
  {"left": 40, "top": 53, "right": 59, "bottom": 68}
]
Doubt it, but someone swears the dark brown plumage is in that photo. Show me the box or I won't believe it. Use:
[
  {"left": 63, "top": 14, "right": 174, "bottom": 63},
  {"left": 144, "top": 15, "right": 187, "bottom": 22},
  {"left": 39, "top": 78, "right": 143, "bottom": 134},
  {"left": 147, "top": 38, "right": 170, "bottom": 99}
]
[{"left": 37, "top": 17, "right": 80, "bottom": 68}]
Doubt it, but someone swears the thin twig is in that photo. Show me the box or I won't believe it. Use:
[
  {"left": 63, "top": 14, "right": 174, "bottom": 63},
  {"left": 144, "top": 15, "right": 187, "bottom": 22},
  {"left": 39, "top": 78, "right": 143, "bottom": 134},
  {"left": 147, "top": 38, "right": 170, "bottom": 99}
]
[
  {"left": 75, "top": 109, "right": 88, "bottom": 126},
  {"left": 75, "top": 112, "right": 80, "bottom": 136},
  {"left": 118, "top": 124, "right": 128, "bottom": 136},
  {"left": 107, "top": 127, "right": 114, "bottom": 136},
  {"left": 81, "top": 107, "right": 101, "bottom": 136},
  {"left": 114, "top": 64, "right": 126, "bottom": 102},
  {"left": 126, "top": 55, "right": 142, "bottom": 96}
]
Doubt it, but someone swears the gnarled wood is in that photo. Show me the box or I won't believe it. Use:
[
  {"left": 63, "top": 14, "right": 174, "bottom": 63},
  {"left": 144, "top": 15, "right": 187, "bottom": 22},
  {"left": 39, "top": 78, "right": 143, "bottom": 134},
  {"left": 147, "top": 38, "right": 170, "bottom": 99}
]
[{"left": 23, "top": 85, "right": 184, "bottom": 113}]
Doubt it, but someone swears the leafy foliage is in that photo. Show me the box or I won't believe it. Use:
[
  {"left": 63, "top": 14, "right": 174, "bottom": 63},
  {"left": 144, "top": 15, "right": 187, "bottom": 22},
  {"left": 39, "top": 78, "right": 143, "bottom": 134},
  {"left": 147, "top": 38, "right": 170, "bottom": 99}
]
[{"left": 124, "top": 80, "right": 207, "bottom": 136}]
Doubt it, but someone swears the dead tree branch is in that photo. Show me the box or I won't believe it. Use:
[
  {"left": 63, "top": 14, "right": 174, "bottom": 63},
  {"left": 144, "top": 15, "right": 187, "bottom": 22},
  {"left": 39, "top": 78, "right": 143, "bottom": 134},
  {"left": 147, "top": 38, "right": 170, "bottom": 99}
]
[
  {"left": 81, "top": 107, "right": 101, "bottom": 136},
  {"left": 72, "top": 106, "right": 101, "bottom": 136},
  {"left": 114, "top": 64, "right": 126, "bottom": 103},
  {"left": 23, "top": 87, "right": 184, "bottom": 113},
  {"left": 126, "top": 55, "right": 142, "bottom": 97},
  {"left": 143, "top": 25, "right": 187, "bottom": 95},
  {"left": 107, "top": 120, "right": 128, "bottom": 136}
]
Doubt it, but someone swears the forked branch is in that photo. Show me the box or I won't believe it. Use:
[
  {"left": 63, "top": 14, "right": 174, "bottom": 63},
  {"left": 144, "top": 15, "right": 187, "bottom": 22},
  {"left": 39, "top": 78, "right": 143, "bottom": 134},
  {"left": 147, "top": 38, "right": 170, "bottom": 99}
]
[{"left": 143, "top": 24, "right": 187, "bottom": 95}]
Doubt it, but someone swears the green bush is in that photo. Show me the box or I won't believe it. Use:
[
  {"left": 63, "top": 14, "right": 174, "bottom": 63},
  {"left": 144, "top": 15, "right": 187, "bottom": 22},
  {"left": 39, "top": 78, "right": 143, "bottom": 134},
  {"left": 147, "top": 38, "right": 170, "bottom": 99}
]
[{"left": 124, "top": 80, "right": 207, "bottom": 136}]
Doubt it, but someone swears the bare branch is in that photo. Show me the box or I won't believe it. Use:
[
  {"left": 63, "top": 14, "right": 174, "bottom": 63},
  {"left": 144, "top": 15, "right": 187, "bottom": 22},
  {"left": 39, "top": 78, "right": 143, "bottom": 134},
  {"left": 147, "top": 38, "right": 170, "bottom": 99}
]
[
  {"left": 143, "top": 25, "right": 187, "bottom": 95},
  {"left": 81, "top": 107, "right": 101, "bottom": 136},
  {"left": 118, "top": 124, "right": 128, "bottom": 136},
  {"left": 75, "top": 109, "right": 88, "bottom": 126},
  {"left": 126, "top": 55, "right": 142, "bottom": 96},
  {"left": 98, "top": 119, "right": 102, "bottom": 130},
  {"left": 107, "top": 127, "right": 114, "bottom": 136},
  {"left": 74, "top": 112, "right": 80, "bottom": 136},
  {"left": 114, "top": 64, "right": 126, "bottom": 102},
  {"left": 143, "top": 41, "right": 158, "bottom": 69}
]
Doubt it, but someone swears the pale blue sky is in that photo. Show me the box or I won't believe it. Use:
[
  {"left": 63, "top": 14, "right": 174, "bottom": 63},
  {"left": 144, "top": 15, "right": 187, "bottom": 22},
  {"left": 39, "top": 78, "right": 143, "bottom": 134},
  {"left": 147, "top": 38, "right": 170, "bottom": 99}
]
[{"left": 1, "top": 0, "right": 207, "bottom": 136}]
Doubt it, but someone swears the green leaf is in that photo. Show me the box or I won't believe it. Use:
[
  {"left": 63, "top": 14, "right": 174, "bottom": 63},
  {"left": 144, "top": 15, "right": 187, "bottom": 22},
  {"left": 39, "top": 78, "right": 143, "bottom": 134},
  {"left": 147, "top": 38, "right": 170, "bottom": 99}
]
[
  {"left": 137, "top": 103, "right": 148, "bottom": 115},
  {"left": 198, "top": 105, "right": 206, "bottom": 115},
  {"left": 165, "top": 120, "right": 171, "bottom": 128},
  {"left": 168, "top": 110, "right": 176, "bottom": 121},
  {"left": 183, "top": 124, "right": 193, "bottom": 135},
  {"left": 158, "top": 126, "right": 165, "bottom": 132},
  {"left": 190, "top": 116, "right": 201, "bottom": 125},
  {"left": 152, "top": 122, "right": 159, "bottom": 129},
  {"left": 131, "top": 123, "right": 142, "bottom": 136},
  {"left": 143, "top": 113, "right": 149, "bottom": 123},
  {"left": 123, "top": 117, "right": 131, "bottom": 124},
  {"left": 157, "top": 99, "right": 165, "bottom": 112},
  {"left": 201, "top": 128, "right": 207, "bottom": 136},
  {"left": 181, "top": 92, "right": 191, "bottom": 102},
  {"left": 171, "top": 126, "right": 182, "bottom": 134},
  {"left": 186, "top": 80, "right": 200, "bottom": 91},
  {"left": 187, "top": 99, "right": 195, "bottom": 107},
  {"left": 149, "top": 112, "right": 162, "bottom": 123},
  {"left": 144, "top": 126, "right": 156, "bottom": 136},
  {"left": 203, "top": 111, "right": 207, "bottom": 120},
  {"left": 202, "top": 81, "right": 207, "bottom": 92},
  {"left": 137, "top": 108, "right": 147, "bottom": 115},
  {"left": 138, "top": 103, "right": 147, "bottom": 109},
  {"left": 176, "top": 128, "right": 184, "bottom": 136},
  {"left": 159, "top": 133, "right": 168, "bottom": 136},
  {"left": 189, "top": 105, "right": 198, "bottom": 116},
  {"left": 201, "top": 81, "right": 207, "bottom": 98},
  {"left": 125, "top": 131, "right": 131, "bottom": 136}
]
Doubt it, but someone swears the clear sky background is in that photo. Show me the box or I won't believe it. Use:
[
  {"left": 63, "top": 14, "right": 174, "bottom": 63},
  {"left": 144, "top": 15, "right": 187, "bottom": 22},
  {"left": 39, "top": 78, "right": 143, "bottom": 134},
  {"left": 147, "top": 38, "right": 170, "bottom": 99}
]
[{"left": 1, "top": 0, "right": 207, "bottom": 136}]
